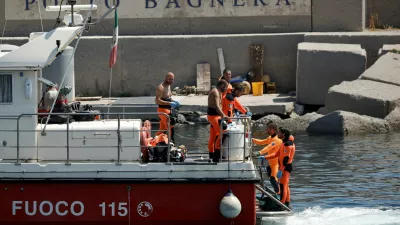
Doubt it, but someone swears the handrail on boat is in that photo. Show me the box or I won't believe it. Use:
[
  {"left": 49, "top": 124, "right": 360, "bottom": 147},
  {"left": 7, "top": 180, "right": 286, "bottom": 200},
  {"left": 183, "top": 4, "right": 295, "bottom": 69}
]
[
  {"left": 13, "top": 112, "right": 171, "bottom": 165},
  {"left": 0, "top": 112, "right": 252, "bottom": 165},
  {"left": 219, "top": 116, "right": 252, "bottom": 163}
]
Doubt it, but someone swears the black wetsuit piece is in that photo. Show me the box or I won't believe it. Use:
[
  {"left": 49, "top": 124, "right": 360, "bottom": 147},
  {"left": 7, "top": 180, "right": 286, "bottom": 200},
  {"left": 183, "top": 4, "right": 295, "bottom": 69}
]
[
  {"left": 158, "top": 98, "right": 172, "bottom": 109},
  {"left": 207, "top": 107, "right": 219, "bottom": 116}
]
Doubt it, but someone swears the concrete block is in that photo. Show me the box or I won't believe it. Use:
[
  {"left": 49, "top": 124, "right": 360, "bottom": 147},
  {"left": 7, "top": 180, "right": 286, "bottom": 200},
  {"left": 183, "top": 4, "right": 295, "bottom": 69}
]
[
  {"left": 359, "top": 52, "right": 400, "bottom": 86},
  {"left": 296, "top": 42, "right": 367, "bottom": 105},
  {"left": 304, "top": 32, "right": 400, "bottom": 67},
  {"left": 306, "top": 111, "right": 390, "bottom": 135},
  {"left": 378, "top": 44, "right": 400, "bottom": 56},
  {"left": 312, "top": 0, "right": 366, "bottom": 32},
  {"left": 325, "top": 80, "right": 400, "bottom": 118},
  {"left": 385, "top": 107, "right": 400, "bottom": 131}
]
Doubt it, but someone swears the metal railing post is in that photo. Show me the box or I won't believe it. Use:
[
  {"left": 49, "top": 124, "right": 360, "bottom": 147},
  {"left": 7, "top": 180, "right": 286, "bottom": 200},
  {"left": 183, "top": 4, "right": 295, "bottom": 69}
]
[
  {"left": 167, "top": 113, "right": 171, "bottom": 163},
  {"left": 220, "top": 118, "right": 223, "bottom": 163},
  {"left": 117, "top": 113, "right": 121, "bottom": 165},
  {"left": 243, "top": 117, "right": 247, "bottom": 163},
  {"left": 16, "top": 116, "right": 21, "bottom": 165},
  {"left": 66, "top": 115, "right": 71, "bottom": 165}
]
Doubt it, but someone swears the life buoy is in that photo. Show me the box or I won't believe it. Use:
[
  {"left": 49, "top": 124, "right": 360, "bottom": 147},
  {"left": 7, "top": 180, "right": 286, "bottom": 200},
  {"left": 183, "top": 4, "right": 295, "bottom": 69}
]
[{"left": 140, "top": 120, "right": 152, "bottom": 162}]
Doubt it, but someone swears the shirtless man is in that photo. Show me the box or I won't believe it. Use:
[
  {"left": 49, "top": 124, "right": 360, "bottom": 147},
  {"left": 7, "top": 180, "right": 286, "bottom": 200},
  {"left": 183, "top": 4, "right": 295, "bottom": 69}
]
[
  {"left": 155, "top": 72, "right": 179, "bottom": 143},
  {"left": 207, "top": 79, "right": 229, "bottom": 162}
]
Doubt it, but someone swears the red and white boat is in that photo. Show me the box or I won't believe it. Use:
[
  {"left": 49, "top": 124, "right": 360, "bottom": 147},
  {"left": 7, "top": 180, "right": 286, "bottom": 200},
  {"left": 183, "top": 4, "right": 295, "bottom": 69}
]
[{"left": 0, "top": 2, "right": 291, "bottom": 225}]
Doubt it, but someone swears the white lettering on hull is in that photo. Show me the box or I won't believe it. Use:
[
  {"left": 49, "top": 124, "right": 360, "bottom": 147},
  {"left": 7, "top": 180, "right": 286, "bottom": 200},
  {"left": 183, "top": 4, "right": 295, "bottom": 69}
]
[{"left": 12, "top": 201, "right": 84, "bottom": 216}]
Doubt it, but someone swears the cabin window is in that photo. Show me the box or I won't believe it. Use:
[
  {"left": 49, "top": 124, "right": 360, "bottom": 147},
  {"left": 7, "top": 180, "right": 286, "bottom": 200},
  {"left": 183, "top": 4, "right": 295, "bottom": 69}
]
[{"left": 0, "top": 74, "right": 12, "bottom": 103}]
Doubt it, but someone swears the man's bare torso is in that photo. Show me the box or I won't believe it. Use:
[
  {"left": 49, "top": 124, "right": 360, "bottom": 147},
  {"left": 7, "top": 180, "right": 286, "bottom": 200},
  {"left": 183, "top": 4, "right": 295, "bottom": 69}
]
[
  {"left": 208, "top": 88, "right": 221, "bottom": 109},
  {"left": 158, "top": 82, "right": 171, "bottom": 99}
]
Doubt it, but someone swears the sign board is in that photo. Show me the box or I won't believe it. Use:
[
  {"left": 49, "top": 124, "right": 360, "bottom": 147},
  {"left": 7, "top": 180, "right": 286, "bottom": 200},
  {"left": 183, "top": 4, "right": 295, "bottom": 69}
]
[{"left": 5, "top": 0, "right": 311, "bottom": 20}]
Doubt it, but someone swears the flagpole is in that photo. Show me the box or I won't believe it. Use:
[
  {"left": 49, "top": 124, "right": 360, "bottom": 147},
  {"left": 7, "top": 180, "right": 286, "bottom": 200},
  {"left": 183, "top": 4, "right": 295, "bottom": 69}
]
[
  {"left": 107, "top": 0, "right": 117, "bottom": 120},
  {"left": 107, "top": 67, "right": 113, "bottom": 120}
]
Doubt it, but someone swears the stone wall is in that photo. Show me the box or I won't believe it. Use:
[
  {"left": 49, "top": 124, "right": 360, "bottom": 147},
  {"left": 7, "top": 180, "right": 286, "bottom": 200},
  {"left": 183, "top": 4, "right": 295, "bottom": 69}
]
[
  {"left": 0, "top": 34, "right": 305, "bottom": 97},
  {"left": 0, "top": 0, "right": 312, "bottom": 36},
  {"left": 3, "top": 30, "right": 400, "bottom": 97},
  {"left": 312, "top": 0, "right": 365, "bottom": 32},
  {"left": 0, "top": 0, "right": 373, "bottom": 36},
  {"left": 2, "top": 0, "right": 399, "bottom": 36}
]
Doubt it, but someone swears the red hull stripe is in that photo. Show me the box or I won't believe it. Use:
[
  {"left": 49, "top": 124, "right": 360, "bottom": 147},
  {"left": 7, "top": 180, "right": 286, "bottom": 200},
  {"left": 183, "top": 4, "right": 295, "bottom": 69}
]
[{"left": 0, "top": 183, "right": 256, "bottom": 225}]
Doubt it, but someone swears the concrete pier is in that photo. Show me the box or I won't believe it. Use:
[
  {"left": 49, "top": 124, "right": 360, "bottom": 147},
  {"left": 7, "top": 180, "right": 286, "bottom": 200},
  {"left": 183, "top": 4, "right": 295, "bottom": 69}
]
[{"left": 79, "top": 94, "right": 295, "bottom": 120}]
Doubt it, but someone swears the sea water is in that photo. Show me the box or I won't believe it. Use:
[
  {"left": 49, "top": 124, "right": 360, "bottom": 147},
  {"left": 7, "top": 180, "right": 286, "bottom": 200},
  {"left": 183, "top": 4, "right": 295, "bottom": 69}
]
[{"left": 174, "top": 124, "right": 400, "bottom": 225}]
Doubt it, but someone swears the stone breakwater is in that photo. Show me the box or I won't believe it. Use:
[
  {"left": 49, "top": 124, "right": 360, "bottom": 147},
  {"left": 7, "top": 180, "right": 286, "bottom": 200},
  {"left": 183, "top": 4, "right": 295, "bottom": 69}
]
[
  {"left": 254, "top": 46, "right": 400, "bottom": 135},
  {"left": 178, "top": 106, "right": 400, "bottom": 135},
  {"left": 253, "top": 109, "right": 400, "bottom": 135}
]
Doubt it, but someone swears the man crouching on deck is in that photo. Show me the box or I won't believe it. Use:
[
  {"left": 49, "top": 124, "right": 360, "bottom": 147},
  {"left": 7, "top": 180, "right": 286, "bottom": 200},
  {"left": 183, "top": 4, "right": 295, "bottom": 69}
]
[
  {"left": 207, "top": 79, "right": 229, "bottom": 163},
  {"left": 155, "top": 72, "right": 179, "bottom": 144}
]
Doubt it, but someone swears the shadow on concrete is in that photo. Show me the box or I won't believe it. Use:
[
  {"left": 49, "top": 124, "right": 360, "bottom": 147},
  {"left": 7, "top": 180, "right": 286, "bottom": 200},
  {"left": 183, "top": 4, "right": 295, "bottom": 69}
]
[{"left": 272, "top": 96, "right": 296, "bottom": 103}]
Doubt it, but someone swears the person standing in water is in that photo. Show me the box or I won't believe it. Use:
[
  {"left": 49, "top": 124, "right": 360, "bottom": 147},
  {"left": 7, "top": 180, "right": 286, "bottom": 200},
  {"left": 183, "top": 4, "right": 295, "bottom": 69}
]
[
  {"left": 155, "top": 72, "right": 179, "bottom": 144},
  {"left": 207, "top": 79, "right": 229, "bottom": 162}
]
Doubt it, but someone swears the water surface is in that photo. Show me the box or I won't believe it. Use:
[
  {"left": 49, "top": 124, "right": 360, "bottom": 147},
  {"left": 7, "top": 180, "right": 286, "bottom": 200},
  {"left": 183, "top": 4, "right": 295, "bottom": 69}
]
[{"left": 174, "top": 124, "right": 400, "bottom": 225}]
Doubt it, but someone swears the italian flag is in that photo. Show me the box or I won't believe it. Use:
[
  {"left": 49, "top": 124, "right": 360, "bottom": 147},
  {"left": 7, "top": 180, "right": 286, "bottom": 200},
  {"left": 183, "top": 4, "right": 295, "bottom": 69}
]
[{"left": 109, "top": 8, "right": 118, "bottom": 68}]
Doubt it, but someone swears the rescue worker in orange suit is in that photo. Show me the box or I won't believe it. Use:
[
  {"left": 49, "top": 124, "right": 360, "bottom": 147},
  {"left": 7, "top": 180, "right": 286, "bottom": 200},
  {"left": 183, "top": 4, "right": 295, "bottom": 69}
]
[
  {"left": 261, "top": 127, "right": 295, "bottom": 209},
  {"left": 155, "top": 72, "right": 179, "bottom": 144},
  {"left": 252, "top": 122, "right": 282, "bottom": 193},
  {"left": 207, "top": 79, "right": 229, "bottom": 162},
  {"left": 219, "top": 68, "right": 233, "bottom": 97},
  {"left": 222, "top": 84, "right": 252, "bottom": 124},
  {"left": 147, "top": 133, "right": 170, "bottom": 162}
]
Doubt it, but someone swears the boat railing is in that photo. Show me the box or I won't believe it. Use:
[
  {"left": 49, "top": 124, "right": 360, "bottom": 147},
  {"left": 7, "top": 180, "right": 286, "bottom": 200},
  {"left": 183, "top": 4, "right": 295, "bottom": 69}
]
[
  {"left": 0, "top": 112, "right": 172, "bottom": 165},
  {"left": 219, "top": 116, "right": 253, "bottom": 163},
  {"left": 0, "top": 113, "right": 253, "bottom": 165}
]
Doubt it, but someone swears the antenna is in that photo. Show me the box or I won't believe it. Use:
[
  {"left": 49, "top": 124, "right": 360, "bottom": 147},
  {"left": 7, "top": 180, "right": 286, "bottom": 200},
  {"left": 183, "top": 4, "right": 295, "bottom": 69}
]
[
  {"left": 46, "top": 3, "right": 98, "bottom": 27},
  {"left": 68, "top": 0, "right": 76, "bottom": 26}
]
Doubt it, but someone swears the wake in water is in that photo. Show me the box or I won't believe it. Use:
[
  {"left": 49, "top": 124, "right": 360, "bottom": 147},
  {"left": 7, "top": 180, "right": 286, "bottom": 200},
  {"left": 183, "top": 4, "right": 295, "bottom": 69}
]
[{"left": 262, "top": 207, "right": 400, "bottom": 225}]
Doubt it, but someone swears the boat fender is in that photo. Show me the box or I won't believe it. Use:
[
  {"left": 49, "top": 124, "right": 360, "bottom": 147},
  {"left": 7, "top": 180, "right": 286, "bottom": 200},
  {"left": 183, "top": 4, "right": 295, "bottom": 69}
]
[{"left": 219, "top": 189, "right": 242, "bottom": 219}]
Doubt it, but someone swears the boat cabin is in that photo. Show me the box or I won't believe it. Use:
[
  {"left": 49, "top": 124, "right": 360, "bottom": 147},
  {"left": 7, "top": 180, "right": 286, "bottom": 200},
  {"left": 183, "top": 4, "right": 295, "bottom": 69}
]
[{"left": 0, "top": 26, "right": 143, "bottom": 163}]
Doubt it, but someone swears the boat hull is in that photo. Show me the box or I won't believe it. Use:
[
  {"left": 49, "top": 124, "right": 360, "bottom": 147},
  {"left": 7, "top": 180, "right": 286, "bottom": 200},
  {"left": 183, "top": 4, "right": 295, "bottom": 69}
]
[{"left": 0, "top": 181, "right": 256, "bottom": 225}]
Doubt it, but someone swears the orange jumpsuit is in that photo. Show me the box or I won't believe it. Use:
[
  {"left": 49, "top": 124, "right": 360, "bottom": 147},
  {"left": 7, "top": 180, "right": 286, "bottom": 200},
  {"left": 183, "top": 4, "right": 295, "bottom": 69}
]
[
  {"left": 147, "top": 133, "right": 170, "bottom": 162},
  {"left": 148, "top": 133, "right": 169, "bottom": 147},
  {"left": 234, "top": 97, "right": 247, "bottom": 115},
  {"left": 218, "top": 77, "right": 232, "bottom": 98},
  {"left": 207, "top": 106, "right": 227, "bottom": 162},
  {"left": 156, "top": 98, "right": 175, "bottom": 142},
  {"left": 222, "top": 93, "right": 247, "bottom": 123},
  {"left": 253, "top": 134, "right": 282, "bottom": 180},
  {"left": 265, "top": 135, "right": 295, "bottom": 204}
]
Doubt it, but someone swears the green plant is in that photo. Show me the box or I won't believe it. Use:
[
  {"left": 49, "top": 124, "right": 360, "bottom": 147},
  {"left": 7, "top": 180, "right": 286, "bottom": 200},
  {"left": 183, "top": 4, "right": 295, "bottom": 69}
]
[{"left": 389, "top": 49, "right": 400, "bottom": 54}]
